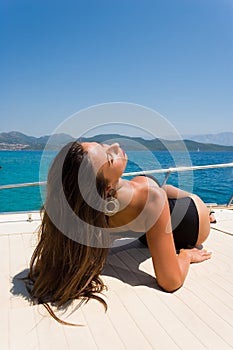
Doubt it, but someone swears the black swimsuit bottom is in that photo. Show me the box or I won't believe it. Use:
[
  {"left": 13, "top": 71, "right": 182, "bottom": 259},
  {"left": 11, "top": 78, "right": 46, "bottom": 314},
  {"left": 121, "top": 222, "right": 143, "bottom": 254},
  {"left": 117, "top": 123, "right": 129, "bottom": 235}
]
[{"left": 138, "top": 175, "right": 199, "bottom": 251}]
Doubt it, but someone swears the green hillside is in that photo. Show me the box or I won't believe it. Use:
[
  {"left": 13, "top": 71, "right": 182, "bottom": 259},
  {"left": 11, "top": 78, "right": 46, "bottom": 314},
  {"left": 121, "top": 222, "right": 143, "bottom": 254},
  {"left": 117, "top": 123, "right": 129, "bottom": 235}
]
[{"left": 0, "top": 131, "right": 233, "bottom": 151}]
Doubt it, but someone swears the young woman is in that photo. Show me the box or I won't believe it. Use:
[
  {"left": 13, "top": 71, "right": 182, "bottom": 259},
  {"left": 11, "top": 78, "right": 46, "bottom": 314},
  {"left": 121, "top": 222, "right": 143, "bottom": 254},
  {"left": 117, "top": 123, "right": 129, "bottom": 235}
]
[{"left": 26, "top": 141, "right": 212, "bottom": 325}]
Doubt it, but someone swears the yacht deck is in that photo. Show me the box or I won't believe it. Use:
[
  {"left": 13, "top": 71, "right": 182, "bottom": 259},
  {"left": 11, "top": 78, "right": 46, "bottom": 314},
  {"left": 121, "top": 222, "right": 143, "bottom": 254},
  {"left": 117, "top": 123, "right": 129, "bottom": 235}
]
[{"left": 0, "top": 207, "right": 233, "bottom": 350}]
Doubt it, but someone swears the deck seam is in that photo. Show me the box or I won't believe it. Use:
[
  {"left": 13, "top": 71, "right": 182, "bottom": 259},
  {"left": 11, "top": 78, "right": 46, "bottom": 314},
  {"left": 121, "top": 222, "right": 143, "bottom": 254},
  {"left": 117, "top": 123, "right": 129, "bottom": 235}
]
[
  {"left": 105, "top": 262, "right": 156, "bottom": 349},
  {"left": 188, "top": 275, "right": 233, "bottom": 320},
  {"left": 183, "top": 286, "right": 233, "bottom": 348},
  {"left": 154, "top": 292, "right": 211, "bottom": 349},
  {"left": 109, "top": 251, "right": 185, "bottom": 349},
  {"left": 215, "top": 272, "right": 233, "bottom": 287},
  {"left": 79, "top": 308, "right": 100, "bottom": 350},
  {"left": 204, "top": 274, "right": 233, "bottom": 303},
  {"left": 175, "top": 292, "right": 233, "bottom": 350},
  {"left": 115, "top": 241, "right": 233, "bottom": 349},
  {"left": 7, "top": 236, "right": 10, "bottom": 350},
  {"left": 105, "top": 292, "right": 152, "bottom": 350},
  {"left": 211, "top": 227, "right": 233, "bottom": 236},
  {"left": 106, "top": 257, "right": 181, "bottom": 349}
]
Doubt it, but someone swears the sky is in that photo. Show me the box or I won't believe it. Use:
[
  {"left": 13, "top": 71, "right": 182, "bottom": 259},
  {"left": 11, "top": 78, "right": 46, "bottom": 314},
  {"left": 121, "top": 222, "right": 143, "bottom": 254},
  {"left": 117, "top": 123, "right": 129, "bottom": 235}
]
[{"left": 1, "top": 0, "right": 233, "bottom": 138}]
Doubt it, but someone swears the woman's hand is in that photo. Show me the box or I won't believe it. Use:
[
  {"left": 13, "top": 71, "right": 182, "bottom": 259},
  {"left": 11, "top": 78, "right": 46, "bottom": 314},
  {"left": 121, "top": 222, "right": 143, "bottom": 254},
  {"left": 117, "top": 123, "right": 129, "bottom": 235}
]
[{"left": 180, "top": 247, "right": 212, "bottom": 263}]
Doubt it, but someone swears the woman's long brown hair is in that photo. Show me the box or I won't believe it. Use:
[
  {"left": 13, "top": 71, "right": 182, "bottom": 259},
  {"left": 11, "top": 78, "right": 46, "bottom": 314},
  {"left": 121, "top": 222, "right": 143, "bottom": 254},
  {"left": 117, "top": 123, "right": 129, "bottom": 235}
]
[{"left": 25, "top": 142, "right": 110, "bottom": 326}]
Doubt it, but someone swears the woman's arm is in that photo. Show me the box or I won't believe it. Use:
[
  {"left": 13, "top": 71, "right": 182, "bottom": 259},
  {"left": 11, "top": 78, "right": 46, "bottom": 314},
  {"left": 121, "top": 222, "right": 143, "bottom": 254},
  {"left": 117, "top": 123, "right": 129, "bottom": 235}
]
[
  {"left": 162, "top": 184, "right": 191, "bottom": 199},
  {"left": 144, "top": 187, "right": 211, "bottom": 292}
]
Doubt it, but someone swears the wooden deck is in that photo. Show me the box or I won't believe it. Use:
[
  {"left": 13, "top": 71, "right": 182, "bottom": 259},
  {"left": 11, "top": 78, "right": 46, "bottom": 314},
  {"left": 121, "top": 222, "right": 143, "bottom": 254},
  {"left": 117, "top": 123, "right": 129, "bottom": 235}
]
[{"left": 0, "top": 208, "right": 233, "bottom": 350}]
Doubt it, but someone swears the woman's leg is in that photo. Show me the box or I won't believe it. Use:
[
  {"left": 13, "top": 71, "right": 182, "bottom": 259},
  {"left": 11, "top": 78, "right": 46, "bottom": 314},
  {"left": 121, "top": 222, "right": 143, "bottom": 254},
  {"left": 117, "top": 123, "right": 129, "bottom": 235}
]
[
  {"left": 163, "top": 185, "right": 211, "bottom": 246},
  {"left": 189, "top": 194, "right": 210, "bottom": 246},
  {"left": 209, "top": 211, "right": 217, "bottom": 223},
  {"left": 162, "top": 184, "right": 192, "bottom": 198}
]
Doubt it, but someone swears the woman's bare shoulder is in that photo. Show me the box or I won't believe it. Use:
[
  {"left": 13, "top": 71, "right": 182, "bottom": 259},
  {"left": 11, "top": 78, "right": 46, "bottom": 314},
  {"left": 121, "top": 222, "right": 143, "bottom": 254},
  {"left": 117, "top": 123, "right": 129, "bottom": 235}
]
[
  {"left": 128, "top": 176, "right": 165, "bottom": 208},
  {"left": 110, "top": 178, "right": 165, "bottom": 231}
]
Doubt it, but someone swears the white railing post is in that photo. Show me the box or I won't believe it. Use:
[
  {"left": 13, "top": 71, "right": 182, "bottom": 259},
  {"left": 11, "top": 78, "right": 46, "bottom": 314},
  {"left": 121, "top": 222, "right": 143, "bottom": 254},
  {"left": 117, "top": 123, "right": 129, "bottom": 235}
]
[
  {"left": 227, "top": 194, "right": 233, "bottom": 207},
  {"left": 162, "top": 171, "right": 171, "bottom": 186}
]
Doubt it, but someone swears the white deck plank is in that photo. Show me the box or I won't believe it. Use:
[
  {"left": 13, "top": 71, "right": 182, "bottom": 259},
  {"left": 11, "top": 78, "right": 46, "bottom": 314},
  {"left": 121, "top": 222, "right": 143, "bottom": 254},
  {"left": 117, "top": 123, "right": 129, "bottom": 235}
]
[
  {"left": 190, "top": 274, "right": 233, "bottom": 311},
  {"left": 208, "top": 229, "right": 233, "bottom": 250},
  {"left": 176, "top": 287, "right": 233, "bottom": 349},
  {"left": 0, "top": 212, "right": 41, "bottom": 223},
  {"left": 95, "top": 287, "right": 155, "bottom": 350},
  {"left": 80, "top": 299, "right": 126, "bottom": 350},
  {"left": 187, "top": 276, "right": 233, "bottom": 327},
  {"left": 112, "top": 286, "right": 182, "bottom": 349},
  {"left": 213, "top": 272, "right": 233, "bottom": 292},
  {"left": 0, "top": 235, "right": 10, "bottom": 309},
  {"left": 107, "top": 248, "right": 143, "bottom": 286},
  {"left": 104, "top": 252, "right": 202, "bottom": 349},
  {"left": 0, "top": 236, "right": 10, "bottom": 349},
  {"left": 35, "top": 298, "right": 101, "bottom": 350},
  {"left": 9, "top": 306, "right": 39, "bottom": 350},
  {"left": 22, "top": 232, "right": 38, "bottom": 265},
  {"left": 134, "top": 286, "right": 207, "bottom": 350},
  {"left": 0, "top": 309, "right": 9, "bottom": 350},
  {"left": 212, "top": 210, "right": 233, "bottom": 234},
  {"left": 104, "top": 276, "right": 180, "bottom": 350},
  {"left": 9, "top": 234, "right": 30, "bottom": 308},
  {"left": 157, "top": 290, "right": 232, "bottom": 350},
  {"left": 209, "top": 235, "right": 233, "bottom": 255},
  {"left": 1, "top": 208, "right": 233, "bottom": 350},
  {"left": 0, "top": 221, "right": 41, "bottom": 235},
  {"left": 110, "top": 247, "right": 156, "bottom": 286},
  {"left": 63, "top": 308, "right": 98, "bottom": 350},
  {"left": 32, "top": 305, "right": 69, "bottom": 350}
]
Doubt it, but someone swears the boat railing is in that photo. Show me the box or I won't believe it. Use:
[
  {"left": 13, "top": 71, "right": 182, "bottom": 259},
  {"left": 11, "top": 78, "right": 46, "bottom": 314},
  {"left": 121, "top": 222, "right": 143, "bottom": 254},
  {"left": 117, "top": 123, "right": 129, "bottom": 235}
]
[
  {"left": 0, "top": 162, "right": 233, "bottom": 207},
  {"left": 227, "top": 194, "right": 233, "bottom": 207}
]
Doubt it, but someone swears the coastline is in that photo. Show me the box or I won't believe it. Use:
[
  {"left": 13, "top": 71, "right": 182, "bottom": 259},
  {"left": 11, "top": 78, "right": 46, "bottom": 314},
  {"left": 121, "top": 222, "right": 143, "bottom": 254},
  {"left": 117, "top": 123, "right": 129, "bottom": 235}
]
[{"left": 1, "top": 132, "right": 233, "bottom": 152}]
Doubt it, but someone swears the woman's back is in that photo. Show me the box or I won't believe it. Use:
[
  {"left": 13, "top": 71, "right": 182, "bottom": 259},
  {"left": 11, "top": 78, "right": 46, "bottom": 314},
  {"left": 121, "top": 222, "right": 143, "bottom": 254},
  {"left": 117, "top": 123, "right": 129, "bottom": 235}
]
[{"left": 107, "top": 176, "right": 164, "bottom": 233}]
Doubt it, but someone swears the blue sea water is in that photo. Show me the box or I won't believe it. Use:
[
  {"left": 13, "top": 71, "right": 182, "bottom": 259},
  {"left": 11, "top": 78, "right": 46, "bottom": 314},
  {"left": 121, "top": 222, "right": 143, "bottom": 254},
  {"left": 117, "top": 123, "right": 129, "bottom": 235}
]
[{"left": 0, "top": 150, "right": 232, "bottom": 213}]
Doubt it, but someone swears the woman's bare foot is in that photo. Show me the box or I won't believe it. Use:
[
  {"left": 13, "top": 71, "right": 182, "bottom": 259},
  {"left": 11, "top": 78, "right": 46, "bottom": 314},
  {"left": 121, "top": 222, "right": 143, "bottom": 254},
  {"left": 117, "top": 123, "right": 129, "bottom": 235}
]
[{"left": 209, "top": 211, "right": 217, "bottom": 224}]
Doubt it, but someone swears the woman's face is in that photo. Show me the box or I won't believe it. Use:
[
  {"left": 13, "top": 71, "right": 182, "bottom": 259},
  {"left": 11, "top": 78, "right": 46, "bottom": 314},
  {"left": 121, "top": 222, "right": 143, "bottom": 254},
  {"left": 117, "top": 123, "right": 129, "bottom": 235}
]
[{"left": 82, "top": 142, "right": 128, "bottom": 185}]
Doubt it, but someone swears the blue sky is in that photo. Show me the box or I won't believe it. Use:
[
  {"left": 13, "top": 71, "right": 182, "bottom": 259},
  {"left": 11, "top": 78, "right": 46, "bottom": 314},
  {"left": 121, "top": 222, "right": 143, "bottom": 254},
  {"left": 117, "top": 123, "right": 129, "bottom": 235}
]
[{"left": 1, "top": 0, "right": 233, "bottom": 137}]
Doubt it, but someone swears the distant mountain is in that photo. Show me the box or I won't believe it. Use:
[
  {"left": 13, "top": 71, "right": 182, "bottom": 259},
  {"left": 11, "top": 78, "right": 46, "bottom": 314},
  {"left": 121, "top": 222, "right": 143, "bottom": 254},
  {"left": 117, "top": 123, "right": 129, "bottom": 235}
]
[
  {"left": 184, "top": 132, "right": 233, "bottom": 146},
  {"left": 0, "top": 131, "right": 75, "bottom": 150},
  {"left": 84, "top": 134, "right": 233, "bottom": 151},
  {"left": 1, "top": 131, "right": 233, "bottom": 151}
]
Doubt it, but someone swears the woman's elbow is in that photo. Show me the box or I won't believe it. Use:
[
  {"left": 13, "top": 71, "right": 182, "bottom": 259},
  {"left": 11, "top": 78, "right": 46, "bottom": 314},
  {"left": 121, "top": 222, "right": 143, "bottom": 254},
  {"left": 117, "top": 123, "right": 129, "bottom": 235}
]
[{"left": 157, "top": 277, "right": 183, "bottom": 293}]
